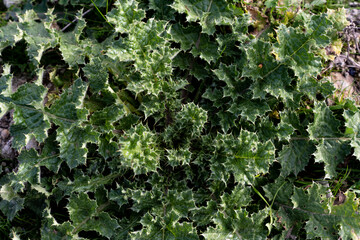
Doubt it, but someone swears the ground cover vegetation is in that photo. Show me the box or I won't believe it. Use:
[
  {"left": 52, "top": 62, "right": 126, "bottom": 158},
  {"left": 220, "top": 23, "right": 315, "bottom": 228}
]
[{"left": 0, "top": 0, "right": 359, "bottom": 239}]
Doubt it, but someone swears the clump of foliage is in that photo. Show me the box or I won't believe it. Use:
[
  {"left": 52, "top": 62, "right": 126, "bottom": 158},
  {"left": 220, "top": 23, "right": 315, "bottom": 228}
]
[{"left": 0, "top": 0, "right": 360, "bottom": 239}]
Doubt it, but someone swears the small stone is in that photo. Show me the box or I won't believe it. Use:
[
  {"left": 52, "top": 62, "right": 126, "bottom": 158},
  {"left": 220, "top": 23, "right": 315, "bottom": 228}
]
[
  {"left": 2, "top": 144, "right": 9, "bottom": 152},
  {"left": 1, "top": 144, "right": 14, "bottom": 159},
  {"left": 1, "top": 129, "right": 9, "bottom": 139},
  {"left": 3, "top": 0, "right": 22, "bottom": 8},
  {"left": 26, "top": 137, "right": 39, "bottom": 150}
]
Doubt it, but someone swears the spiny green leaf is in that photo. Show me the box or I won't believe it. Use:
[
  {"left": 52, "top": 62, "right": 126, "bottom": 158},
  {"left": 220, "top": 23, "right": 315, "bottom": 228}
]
[
  {"left": 149, "top": 0, "right": 176, "bottom": 20},
  {"left": 90, "top": 105, "right": 124, "bottom": 132},
  {"left": 39, "top": 132, "right": 62, "bottom": 173},
  {"left": 243, "top": 40, "right": 277, "bottom": 80},
  {"left": 344, "top": 110, "right": 360, "bottom": 159},
  {"left": 313, "top": 139, "right": 351, "bottom": 179},
  {"left": 174, "top": 102, "right": 207, "bottom": 137},
  {"left": 190, "top": 33, "right": 219, "bottom": 63},
  {"left": 215, "top": 110, "right": 236, "bottom": 133},
  {"left": 105, "top": 38, "right": 133, "bottom": 62},
  {"left": 16, "top": 149, "right": 42, "bottom": 185},
  {"left": 305, "top": 14, "right": 333, "bottom": 47},
  {"left": 308, "top": 102, "right": 341, "bottom": 139},
  {"left": 0, "top": 64, "right": 12, "bottom": 99},
  {"left": 331, "top": 191, "right": 360, "bottom": 240},
  {"left": 257, "top": 118, "right": 295, "bottom": 141},
  {"left": 166, "top": 148, "right": 192, "bottom": 166},
  {"left": 274, "top": 14, "right": 332, "bottom": 79},
  {"left": 68, "top": 192, "right": 120, "bottom": 238},
  {"left": 163, "top": 103, "right": 207, "bottom": 148},
  {"left": 251, "top": 65, "right": 294, "bottom": 101},
  {"left": 107, "top": 0, "right": 146, "bottom": 33},
  {"left": 58, "top": 11, "right": 89, "bottom": 67},
  {"left": 228, "top": 97, "right": 271, "bottom": 123},
  {"left": 278, "top": 140, "right": 316, "bottom": 177},
  {"left": 213, "top": 131, "right": 275, "bottom": 184},
  {"left": 57, "top": 172, "right": 119, "bottom": 195},
  {"left": 241, "top": 41, "right": 295, "bottom": 100},
  {"left": 131, "top": 211, "right": 199, "bottom": 239},
  {"left": 98, "top": 133, "right": 120, "bottom": 159},
  {"left": 0, "top": 22, "right": 23, "bottom": 53},
  {"left": 213, "top": 63, "right": 245, "bottom": 100},
  {"left": 172, "top": 51, "right": 211, "bottom": 80},
  {"left": 0, "top": 184, "right": 24, "bottom": 221},
  {"left": 191, "top": 200, "right": 217, "bottom": 227},
  {"left": 220, "top": 184, "right": 252, "bottom": 209},
  {"left": 290, "top": 184, "right": 340, "bottom": 239},
  {"left": 47, "top": 78, "right": 88, "bottom": 128},
  {"left": 166, "top": 190, "right": 196, "bottom": 217},
  {"left": 83, "top": 57, "right": 109, "bottom": 93},
  {"left": 202, "top": 88, "right": 224, "bottom": 106},
  {"left": 298, "top": 77, "right": 335, "bottom": 99},
  {"left": 10, "top": 83, "right": 50, "bottom": 149},
  {"left": 171, "top": 0, "right": 232, "bottom": 35},
  {"left": 18, "top": 10, "right": 57, "bottom": 65},
  {"left": 130, "top": 189, "right": 162, "bottom": 213},
  {"left": 68, "top": 192, "right": 97, "bottom": 224},
  {"left": 86, "top": 212, "right": 120, "bottom": 239},
  {"left": 1, "top": 68, "right": 51, "bottom": 149},
  {"left": 132, "top": 46, "right": 178, "bottom": 81},
  {"left": 263, "top": 177, "right": 293, "bottom": 205},
  {"left": 170, "top": 23, "right": 201, "bottom": 51},
  {"left": 129, "top": 18, "right": 168, "bottom": 55},
  {"left": 119, "top": 124, "right": 161, "bottom": 174},
  {"left": 308, "top": 102, "right": 350, "bottom": 178},
  {"left": 57, "top": 125, "right": 99, "bottom": 169},
  {"left": 109, "top": 186, "right": 128, "bottom": 208},
  {"left": 281, "top": 109, "right": 306, "bottom": 135},
  {"left": 59, "top": 35, "right": 88, "bottom": 67},
  {"left": 203, "top": 208, "right": 268, "bottom": 240}
]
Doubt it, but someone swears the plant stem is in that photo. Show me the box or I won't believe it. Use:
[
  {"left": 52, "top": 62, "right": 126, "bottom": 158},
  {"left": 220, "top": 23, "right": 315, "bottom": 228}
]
[{"left": 90, "top": 0, "right": 113, "bottom": 28}]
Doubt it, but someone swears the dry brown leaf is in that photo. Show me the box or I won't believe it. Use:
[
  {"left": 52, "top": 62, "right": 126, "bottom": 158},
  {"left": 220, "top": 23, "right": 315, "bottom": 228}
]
[{"left": 330, "top": 72, "right": 360, "bottom": 103}]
